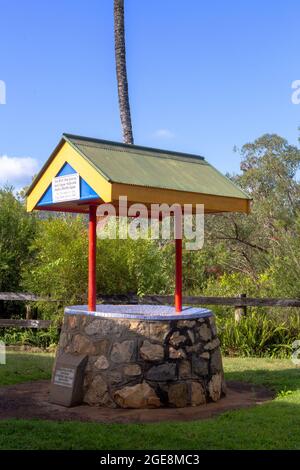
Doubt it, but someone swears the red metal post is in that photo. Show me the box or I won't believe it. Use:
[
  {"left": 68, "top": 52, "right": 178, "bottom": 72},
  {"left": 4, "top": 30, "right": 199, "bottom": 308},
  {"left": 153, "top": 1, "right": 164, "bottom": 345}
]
[
  {"left": 175, "top": 238, "right": 182, "bottom": 312},
  {"left": 88, "top": 205, "right": 97, "bottom": 312}
]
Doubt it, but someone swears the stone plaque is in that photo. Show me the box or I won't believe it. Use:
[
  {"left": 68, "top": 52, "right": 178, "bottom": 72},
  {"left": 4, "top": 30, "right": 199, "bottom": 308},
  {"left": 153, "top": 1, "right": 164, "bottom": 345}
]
[
  {"left": 49, "top": 353, "right": 87, "bottom": 407},
  {"left": 54, "top": 367, "right": 75, "bottom": 388},
  {"left": 52, "top": 173, "right": 80, "bottom": 203}
]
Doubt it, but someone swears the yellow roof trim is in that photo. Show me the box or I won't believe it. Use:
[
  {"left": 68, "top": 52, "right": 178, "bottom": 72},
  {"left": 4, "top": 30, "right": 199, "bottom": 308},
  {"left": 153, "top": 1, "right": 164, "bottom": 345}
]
[
  {"left": 111, "top": 182, "right": 250, "bottom": 214},
  {"left": 26, "top": 142, "right": 112, "bottom": 212}
]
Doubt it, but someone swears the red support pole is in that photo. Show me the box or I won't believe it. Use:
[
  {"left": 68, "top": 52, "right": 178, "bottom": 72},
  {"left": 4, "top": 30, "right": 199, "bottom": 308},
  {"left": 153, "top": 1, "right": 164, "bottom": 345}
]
[
  {"left": 175, "top": 238, "right": 182, "bottom": 313},
  {"left": 88, "top": 205, "right": 97, "bottom": 312}
]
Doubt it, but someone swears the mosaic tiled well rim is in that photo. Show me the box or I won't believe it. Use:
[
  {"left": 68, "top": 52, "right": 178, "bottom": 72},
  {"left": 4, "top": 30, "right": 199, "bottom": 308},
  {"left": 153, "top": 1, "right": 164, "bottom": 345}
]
[{"left": 65, "top": 304, "right": 212, "bottom": 321}]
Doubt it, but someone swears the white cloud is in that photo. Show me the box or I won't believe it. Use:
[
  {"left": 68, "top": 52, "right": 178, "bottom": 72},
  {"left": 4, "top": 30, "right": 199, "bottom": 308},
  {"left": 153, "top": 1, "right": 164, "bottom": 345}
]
[
  {"left": 153, "top": 128, "right": 175, "bottom": 139},
  {"left": 0, "top": 155, "right": 39, "bottom": 189}
]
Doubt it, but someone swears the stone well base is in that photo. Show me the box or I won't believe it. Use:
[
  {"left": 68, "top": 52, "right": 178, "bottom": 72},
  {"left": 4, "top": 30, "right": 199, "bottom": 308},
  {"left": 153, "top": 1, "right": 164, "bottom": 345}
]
[{"left": 54, "top": 305, "right": 226, "bottom": 408}]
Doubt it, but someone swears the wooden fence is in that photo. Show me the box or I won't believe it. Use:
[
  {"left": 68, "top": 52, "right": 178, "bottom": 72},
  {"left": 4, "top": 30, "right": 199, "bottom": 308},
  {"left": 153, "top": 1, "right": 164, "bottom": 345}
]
[
  {"left": 0, "top": 319, "right": 52, "bottom": 329},
  {"left": 1, "top": 291, "right": 300, "bottom": 330},
  {"left": 98, "top": 293, "right": 300, "bottom": 322},
  {"left": 0, "top": 292, "right": 54, "bottom": 329}
]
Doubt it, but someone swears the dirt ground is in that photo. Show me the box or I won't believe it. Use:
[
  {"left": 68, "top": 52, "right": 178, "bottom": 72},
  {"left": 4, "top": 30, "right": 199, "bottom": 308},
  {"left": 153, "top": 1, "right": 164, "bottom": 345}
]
[{"left": 0, "top": 380, "right": 274, "bottom": 424}]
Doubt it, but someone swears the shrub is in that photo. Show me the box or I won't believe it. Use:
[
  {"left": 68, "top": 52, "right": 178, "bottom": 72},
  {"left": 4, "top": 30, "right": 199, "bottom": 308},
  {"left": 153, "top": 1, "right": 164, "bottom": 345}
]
[
  {"left": 0, "top": 326, "right": 59, "bottom": 349},
  {"left": 0, "top": 187, "right": 36, "bottom": 293},
  {"left": 216, "top": 311, "right": 300, "bottom": 358}
]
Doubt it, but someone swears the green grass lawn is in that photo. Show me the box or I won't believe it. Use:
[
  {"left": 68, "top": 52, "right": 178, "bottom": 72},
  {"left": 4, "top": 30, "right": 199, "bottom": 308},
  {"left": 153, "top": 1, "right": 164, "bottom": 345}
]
[
  {"left": 0, "top": 352, "right": 300, "bottom": 450},
  {"left": 0, "top": 351, "right": 54, "bottom": 386}
]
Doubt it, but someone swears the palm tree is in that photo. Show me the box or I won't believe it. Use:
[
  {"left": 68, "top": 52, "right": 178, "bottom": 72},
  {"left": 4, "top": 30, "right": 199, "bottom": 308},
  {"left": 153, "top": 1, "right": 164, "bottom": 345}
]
[{"left": 114, "top": 0, "right": 134, "bottom": 144}]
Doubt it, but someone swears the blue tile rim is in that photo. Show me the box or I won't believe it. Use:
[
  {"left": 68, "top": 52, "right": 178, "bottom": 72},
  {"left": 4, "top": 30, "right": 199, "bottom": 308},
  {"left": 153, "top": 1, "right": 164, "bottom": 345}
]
[{"left": 64, "top": 304, "right": 213, "bottom": 321}]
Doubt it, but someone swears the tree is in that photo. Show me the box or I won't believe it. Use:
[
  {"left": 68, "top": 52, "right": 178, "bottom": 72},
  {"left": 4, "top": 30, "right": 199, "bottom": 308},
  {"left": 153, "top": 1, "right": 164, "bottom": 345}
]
[
  {"left": 23, "top": 216, "right": 88, "bottom": 304},
  {"left": 0, "top": 186, "right": 36, "bottom": 292},
  {"left": 205, "top": 134, "right": 300, "bottom": 280},
  {"left": 114, "top": 0, "right": 134, "bottom": 144},
  {"left": 239, "top": 134, "right": 300, "bottom": 222},
  {"left": 23, "top": 216, "right": 172, "bottom": 302}
]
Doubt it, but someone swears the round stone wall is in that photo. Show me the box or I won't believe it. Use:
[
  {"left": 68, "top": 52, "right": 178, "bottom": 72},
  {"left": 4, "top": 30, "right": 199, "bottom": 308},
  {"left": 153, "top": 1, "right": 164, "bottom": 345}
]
[{"left": 54, "top": 306, "right": 226, "bottom": 409}]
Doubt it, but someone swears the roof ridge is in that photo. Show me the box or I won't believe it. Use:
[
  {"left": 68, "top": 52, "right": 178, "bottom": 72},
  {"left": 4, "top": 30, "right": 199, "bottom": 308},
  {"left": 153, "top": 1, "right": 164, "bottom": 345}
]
[
  {"left": 63, "top": 133, "right": 205, "bottom": 161},
  {"left": 70, "top": 140, "right": 207, "bottom": 166}
]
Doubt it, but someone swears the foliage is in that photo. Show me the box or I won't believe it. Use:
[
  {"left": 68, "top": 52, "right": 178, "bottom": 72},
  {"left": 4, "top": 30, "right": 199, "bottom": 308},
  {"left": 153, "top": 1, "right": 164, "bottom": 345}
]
[
  {"left": 205, "top": 134, "right": 300, "bottom": 279},
  {"left": 216, "top": 311, "right": 300, "bottom": 358},
  {"left": 96, "top": 236, "right": 172, "bottom": 296},
  {"left": 264, "top": 219, "right": 300, "bottom": 298},
  {"left": 0, "top": 326, "right": 59, "bottom": 349},
  {"left": 22, "top": 216, "right": 174, "bottom": 304},
  {"left": 22, "top": 215, "right": 88, "bottom": 305},
  {"left": 0, "top": 187, "right": 36, "bottom": 292}
]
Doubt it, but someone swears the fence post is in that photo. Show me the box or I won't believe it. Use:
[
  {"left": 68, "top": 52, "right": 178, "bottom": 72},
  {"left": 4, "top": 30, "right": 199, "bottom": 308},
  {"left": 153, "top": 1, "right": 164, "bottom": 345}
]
[
  {"left": 234, "top": 293, "right": 247, "bottom": 322},
  {"left": 25, "top": 304, "right": 32, "bottom": 320}
]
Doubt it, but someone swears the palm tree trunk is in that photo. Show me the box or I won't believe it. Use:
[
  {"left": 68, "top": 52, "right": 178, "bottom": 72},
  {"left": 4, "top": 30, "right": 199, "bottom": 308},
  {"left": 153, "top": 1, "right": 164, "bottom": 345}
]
[{"left": 114, "top": 0, "right": 134, "bottom": 145}]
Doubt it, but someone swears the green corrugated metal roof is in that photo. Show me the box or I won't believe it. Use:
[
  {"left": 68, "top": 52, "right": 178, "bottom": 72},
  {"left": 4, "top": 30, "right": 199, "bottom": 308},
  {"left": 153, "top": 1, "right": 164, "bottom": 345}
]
[{"left": 64, "top": 134, "right": 250, "bottom": 200}]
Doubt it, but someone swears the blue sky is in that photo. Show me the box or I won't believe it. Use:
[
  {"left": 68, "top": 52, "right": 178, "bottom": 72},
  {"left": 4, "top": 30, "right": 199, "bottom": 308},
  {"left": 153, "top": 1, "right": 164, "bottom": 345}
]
[{"left": 0, "top": 0, "right": 300, "bottom": 189}]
